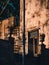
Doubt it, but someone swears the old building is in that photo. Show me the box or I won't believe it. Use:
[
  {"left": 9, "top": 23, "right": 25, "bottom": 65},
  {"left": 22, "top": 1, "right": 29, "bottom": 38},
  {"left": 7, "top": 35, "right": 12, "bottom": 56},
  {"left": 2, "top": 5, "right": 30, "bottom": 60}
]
[
  {"left": 20, "top": 0, "right": 49, "bottom": 56},
  {"left": 0, "top": 0, "right": 49, "bottom": 56},
  {"left": 0, "top": 0, "right": 21, "bottom": 54}
]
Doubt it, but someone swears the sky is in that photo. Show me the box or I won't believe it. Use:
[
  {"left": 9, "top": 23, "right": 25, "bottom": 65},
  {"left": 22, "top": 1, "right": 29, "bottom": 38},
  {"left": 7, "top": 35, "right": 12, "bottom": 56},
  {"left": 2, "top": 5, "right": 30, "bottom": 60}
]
[{"left": 0, "top": 0, "right": 20, "bottom": 21}]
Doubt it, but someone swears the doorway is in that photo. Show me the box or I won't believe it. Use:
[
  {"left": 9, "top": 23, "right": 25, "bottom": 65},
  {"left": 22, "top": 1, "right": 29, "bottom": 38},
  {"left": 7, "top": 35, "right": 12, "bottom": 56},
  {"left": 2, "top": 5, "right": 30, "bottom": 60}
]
[{"left": 28, "top": 29, "right": 39, "bottom": 56}]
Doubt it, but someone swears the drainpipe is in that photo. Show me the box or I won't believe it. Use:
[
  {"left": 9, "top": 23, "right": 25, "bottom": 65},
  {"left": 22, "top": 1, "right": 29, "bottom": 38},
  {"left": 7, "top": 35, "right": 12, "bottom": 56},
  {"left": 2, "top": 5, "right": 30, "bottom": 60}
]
[{"left": 22, "top": 0, "right": 25, "bottom": 65}]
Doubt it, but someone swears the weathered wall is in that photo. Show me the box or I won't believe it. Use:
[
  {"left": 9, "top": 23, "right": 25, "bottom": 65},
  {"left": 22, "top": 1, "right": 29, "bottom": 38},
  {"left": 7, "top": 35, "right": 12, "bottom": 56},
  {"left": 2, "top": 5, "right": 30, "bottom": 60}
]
[
  {"left": 20, "top": 0, "right": 49, "bottom": 54},
  {"left": 0, "top": 17, "right": 14, "bottom": 39},
  {"left": 0, "top": 0, "right": 49, "bottom": 54}
]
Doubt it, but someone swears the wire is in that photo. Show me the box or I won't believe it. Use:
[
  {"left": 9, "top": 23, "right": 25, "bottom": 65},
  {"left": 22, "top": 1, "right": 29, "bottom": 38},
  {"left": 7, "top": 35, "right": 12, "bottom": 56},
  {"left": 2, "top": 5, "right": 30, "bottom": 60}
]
[{"left": 0, "top": 0, "right": 10, "bottom": 16}]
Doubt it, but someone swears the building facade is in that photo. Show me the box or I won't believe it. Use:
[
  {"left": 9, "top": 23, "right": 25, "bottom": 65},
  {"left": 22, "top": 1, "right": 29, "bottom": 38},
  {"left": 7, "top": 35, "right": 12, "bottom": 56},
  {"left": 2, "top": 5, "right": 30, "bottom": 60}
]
[
  {"left": 20, "top": 0, "right": 49, "bottom": 56},
  {"left": 0, "top": 16, "right": 22, "bottom": 54},
  {"left": 0, "top": 0, "right": 49, "bottom": 56}
]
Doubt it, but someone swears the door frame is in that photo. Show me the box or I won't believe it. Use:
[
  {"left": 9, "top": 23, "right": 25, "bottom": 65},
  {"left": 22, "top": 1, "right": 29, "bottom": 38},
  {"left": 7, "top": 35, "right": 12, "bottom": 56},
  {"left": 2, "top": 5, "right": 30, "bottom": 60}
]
[{"left": 28, "top": 29, "right": 39, "bottom": 56}]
